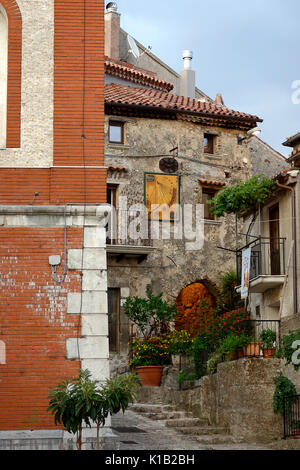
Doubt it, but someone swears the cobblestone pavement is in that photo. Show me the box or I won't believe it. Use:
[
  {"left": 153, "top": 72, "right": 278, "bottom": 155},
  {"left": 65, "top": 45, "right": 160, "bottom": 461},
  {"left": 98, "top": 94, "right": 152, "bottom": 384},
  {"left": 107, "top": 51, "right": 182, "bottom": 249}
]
[{"left": 110, "top": 409, "right": 273, "bottom": 451}]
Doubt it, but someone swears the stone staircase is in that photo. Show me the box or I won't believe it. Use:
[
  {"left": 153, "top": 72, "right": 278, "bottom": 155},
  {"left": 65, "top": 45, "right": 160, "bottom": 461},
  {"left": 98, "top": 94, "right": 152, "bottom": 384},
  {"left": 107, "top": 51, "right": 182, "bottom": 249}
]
[{"left": 130, "top": 399, "right": 235, "bottom": 446}]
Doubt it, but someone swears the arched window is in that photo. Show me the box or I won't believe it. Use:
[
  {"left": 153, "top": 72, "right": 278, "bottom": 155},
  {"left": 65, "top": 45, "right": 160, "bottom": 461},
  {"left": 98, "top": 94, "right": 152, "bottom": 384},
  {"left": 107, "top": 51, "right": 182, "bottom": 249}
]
[
  {"left": 0, "top": 5, "right": 8, "bottom": 148},
  {"left": 0, "top": 0, "right": 22, "bottom": 149}
]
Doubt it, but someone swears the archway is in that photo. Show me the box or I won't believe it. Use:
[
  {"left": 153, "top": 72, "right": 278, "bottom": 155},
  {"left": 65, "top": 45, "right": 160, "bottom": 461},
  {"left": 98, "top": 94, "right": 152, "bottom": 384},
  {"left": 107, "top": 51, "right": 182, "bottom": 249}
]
[{"left": 175, "top": 282, "right": 216, "bottom": 337}]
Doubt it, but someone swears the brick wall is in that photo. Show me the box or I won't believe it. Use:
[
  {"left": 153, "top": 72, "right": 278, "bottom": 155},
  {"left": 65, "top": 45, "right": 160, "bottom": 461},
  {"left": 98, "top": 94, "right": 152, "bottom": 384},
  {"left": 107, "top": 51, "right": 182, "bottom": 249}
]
[
  {"left": 0, "top": 228, "right": 82, "bottom": 430},
  {"left": 0, "top": 0, "right": 107, "bottom": 433}
]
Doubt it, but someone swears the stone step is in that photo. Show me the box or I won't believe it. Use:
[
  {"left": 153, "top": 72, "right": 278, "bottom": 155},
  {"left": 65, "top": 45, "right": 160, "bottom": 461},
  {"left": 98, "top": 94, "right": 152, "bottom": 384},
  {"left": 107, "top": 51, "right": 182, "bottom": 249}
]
[
  {"left": 176, "top": 426, "right": 228, "bottom": 436},
  {"left": 143, "top": 411, "right": 193, "bottom": 421},
  {"left": 136, "top": 387, "right": 166, "bottom": 404},
  {"left": 166, "top": 418, "right": 209, "bottom": 428},
  {"left": 130, "top": 404, "right": 175, "bottom": 414},
  {"left": 196, "top": 434, "right": 236, "bottom": 445}
]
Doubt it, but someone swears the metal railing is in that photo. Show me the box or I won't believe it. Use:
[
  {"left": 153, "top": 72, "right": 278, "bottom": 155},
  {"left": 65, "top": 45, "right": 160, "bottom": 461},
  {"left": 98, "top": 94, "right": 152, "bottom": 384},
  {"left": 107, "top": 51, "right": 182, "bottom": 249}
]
[
  {"left": 237, "top": 236, "right": 286, "bottom": 281},
  {"left": 284, "top": 395, "right": 300, "bottom": 439},
  {"left": 106, "top": 209, "right": 153, "bottom": 247}
]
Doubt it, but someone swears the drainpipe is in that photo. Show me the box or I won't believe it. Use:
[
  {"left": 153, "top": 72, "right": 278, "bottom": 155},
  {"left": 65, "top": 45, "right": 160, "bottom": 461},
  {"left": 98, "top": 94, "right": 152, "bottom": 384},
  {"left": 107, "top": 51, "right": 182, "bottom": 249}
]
[{"left": 276, "top": 182, "right": 298, "bottom": 316}]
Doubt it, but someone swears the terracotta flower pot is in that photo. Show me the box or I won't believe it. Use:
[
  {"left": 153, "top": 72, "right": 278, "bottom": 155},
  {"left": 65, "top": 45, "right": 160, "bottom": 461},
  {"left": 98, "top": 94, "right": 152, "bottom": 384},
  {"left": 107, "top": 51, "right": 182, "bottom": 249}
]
[
  {"left": 263, "top": 348, "right": 275, "bottom": 358},
  {"left": 292, "top": 430, "right": 300, "bottom": 439},
  {"left": 244, "top": 342, "right": 261, "bottom": 357},
  {"left": 135, "top": 366, "right": 164, "bottom": 387}
]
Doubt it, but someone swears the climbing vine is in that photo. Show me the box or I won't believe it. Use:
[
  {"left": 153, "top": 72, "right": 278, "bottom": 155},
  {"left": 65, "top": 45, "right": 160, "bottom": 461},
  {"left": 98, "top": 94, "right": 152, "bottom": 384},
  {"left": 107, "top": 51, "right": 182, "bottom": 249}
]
[{"left": 209, "top": 175, "right": 276, "bottom": 218}]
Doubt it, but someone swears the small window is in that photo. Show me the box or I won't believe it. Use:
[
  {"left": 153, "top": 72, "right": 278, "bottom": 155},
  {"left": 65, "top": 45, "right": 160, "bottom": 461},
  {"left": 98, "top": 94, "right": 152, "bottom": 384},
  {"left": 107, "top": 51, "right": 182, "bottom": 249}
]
[
  {"left": 203, "top": 134, "right": 215, "bottom": 154},
  {"left": 109, "top": 121, "right": 124, "bottom": 144},
  {"left": 202, "top": 188, "right": 217, "bottom": 220}
]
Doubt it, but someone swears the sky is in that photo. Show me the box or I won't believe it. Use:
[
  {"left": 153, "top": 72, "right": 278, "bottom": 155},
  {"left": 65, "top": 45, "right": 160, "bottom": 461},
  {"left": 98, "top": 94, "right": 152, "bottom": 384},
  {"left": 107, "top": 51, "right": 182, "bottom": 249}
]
[{"left": 112, "top": 0, "right": 299, "bottom": 157}]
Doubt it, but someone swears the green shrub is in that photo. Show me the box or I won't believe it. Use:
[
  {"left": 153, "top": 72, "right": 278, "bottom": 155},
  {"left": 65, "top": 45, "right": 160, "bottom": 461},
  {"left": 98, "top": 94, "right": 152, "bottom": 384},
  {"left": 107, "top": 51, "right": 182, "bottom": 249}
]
[
  {"left": 47, "top": 370, "right": 140, "bottom": 450},
  {"left": 273, "top": 373, "right": 297, "bottom": 416},
  {"left": 129, "top": 337, "right": 170, "bottom": 367},
  {"left": 124, "top": 291, "right": 177, "bottom": 339},
  {"left": 167, "top": 330, "right": 193, "bottom": 356},
  {"left": 177, "top": 371, "right": 198, "bottom": 384},
  {"left": 277, "top": 330, "right": 300, "bottom": 371},
  {"left": 259, "top": 329, "right": 277, "bottom": 349}
]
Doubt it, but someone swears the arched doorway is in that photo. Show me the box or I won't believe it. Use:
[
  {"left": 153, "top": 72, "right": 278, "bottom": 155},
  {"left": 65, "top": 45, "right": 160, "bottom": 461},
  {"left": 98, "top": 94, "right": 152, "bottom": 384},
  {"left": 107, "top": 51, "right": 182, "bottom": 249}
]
[{"left": 175, "top": 282, "right": 216, "bottom": 337}]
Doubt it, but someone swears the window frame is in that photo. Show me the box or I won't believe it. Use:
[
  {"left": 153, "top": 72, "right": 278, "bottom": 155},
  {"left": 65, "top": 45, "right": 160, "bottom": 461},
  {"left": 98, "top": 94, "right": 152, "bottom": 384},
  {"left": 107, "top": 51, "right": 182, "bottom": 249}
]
[
  {"left": 201, "top": 187, "right": 218, "bottom": 221},
  {"left": 109, "top": 120, "right": 124, "bottom": 144},
  {"left": 203, "top": 133, "right": 215, "bottom": 155}
]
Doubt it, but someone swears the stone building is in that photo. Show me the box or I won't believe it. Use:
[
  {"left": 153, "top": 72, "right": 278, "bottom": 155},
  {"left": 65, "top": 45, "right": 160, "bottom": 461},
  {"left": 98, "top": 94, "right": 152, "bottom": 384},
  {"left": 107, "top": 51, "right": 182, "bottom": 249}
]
[
  {"left": 103, "top": 3, "right": 289, "bottom": 371},
  {"left": 0, "top": 0, "right": 109, "bottom": 448},
  {"left": 237, "top": 132, "right": 300, "bottom": 392}
]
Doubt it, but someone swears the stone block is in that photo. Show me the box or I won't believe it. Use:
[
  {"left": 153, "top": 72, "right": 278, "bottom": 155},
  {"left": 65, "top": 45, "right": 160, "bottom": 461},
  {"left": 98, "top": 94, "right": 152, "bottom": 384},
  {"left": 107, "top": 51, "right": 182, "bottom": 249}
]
[
  {"left": 84, "top": 227, "right": 106, "bottom": 248},
  {"left": 81, "top": 359, "right": 110, "bottom": 382},
  {"left": 81, "top": 314, "right": 109, "bottom": 336},
  {"left": 82, "top": 270, "right": 107, "bottom": 291},
  {"left": 121, "top": 287, "right": 130, "bottom": 298},
  {"left": 66, "top": 337, "right": 109, "bottom": 360},
  {"left": 67, "top": 292, "right": 108, "bottom": 315},
  {"left": 68, "top": 249, "right": 107, "bottom": 270},
  {"left": 67, "top": 293, "right": 81, "bottom": 315}
]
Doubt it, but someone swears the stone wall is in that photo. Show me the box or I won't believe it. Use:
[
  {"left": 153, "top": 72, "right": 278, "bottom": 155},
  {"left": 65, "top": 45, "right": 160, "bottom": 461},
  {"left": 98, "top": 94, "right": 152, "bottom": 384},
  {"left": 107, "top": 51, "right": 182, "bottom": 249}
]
[
  {"left": 141, "top": 359, "right": 285, "bottom": 443},
  {"left": 105, "top": 115, "right": 251, "bottom": 351},
  {"left": 249, "top": 136, "right": 289, "bottom": 178}
]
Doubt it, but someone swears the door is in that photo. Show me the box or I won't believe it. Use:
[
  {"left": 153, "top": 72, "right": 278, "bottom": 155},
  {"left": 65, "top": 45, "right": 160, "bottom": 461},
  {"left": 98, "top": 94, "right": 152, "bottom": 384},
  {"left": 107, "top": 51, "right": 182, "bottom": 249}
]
[
  {"left": 108, "top": 288, "right": 120, "bottom": 353},
  {"left": 269, "top": 204, "right": 280, "bottom": 275}
]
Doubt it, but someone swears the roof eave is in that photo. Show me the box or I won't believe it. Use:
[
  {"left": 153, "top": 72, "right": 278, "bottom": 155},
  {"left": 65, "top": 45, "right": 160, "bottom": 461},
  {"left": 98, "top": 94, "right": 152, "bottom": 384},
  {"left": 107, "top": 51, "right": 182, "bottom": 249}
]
[{"left": 105, "top": 101, "right": 262, "bottom": 130}]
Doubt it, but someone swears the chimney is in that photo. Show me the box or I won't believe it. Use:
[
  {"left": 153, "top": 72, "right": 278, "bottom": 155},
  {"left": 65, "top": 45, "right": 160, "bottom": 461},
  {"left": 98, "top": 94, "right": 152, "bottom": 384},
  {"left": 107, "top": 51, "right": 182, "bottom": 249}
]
[
  {"left": 180, "top": 50, "right": 195, "bottom": 99},
  {"left": 105, "top": 2, "right": 120, "bottom": 60},
  {"left": 215, "top": 93, "right": 225, "bottom": 106}
]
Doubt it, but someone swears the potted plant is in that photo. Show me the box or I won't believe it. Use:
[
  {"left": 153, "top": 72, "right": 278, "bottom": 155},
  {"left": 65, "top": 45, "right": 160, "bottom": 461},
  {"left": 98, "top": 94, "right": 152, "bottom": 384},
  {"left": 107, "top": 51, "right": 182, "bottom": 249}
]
[
  {"left": 259, "top": 329, "right": 276, "bottom": 358},
  {"left": 219, "top": 334, "right": 250, "bottom": 361},
  {"left": 243, "top": 336, "right": 262, "bottom": 357},
  {"left": 130, "top": 337, "right": 170, "bottom": 386}
]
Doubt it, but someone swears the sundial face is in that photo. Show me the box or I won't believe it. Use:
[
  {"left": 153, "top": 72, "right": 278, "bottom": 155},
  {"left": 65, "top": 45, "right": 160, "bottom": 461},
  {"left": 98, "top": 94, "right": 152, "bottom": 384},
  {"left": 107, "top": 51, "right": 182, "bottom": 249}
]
[
  {"left": 145, "top": 173, "right": 179, "bottom": 221},
  {"left": 159, "top": 158, "right": 179, "bottom": 174}
]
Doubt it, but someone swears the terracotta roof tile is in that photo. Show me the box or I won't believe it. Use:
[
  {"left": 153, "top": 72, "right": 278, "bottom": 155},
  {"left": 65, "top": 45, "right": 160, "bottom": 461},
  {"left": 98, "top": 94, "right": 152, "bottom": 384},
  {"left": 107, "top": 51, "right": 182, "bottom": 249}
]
[
  {"left": 105, "top": 83, "right": 262, "bottom": 124},
  {"left": 105, "top": 58, "right": 174, "bottom": 92},
  {"left": 199, "top": 179, "right": 227, "bottom": 187},
  {"left": 283, "top": 132, "right": 300, "bottom": 147}
]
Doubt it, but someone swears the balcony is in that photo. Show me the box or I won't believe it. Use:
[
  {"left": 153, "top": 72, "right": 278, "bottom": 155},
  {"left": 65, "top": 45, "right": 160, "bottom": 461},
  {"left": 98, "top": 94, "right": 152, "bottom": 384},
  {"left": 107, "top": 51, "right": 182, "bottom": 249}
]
[
  {"left": 106, "top": 209, "right": 154, "bottom": 262},
  {"left": 237, "top": 237, "right": 286, "bottom": 293}
]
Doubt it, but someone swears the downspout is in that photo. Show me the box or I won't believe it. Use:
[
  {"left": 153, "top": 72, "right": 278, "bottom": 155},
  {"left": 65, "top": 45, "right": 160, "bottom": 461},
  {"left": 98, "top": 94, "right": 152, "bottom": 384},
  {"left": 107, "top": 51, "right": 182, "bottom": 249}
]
[{"left": 276, "top": 182, "right": 298, "bottom": 315}]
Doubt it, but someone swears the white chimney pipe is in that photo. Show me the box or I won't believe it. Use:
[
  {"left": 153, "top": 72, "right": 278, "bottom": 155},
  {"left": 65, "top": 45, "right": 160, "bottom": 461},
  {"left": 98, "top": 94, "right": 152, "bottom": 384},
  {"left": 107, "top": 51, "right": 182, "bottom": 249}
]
[
  {"left": 182, "top": 50, "right": 193, "bottom": 70},
  {"left": 180, "top": 50, "right": 195, "bottom": 99}
]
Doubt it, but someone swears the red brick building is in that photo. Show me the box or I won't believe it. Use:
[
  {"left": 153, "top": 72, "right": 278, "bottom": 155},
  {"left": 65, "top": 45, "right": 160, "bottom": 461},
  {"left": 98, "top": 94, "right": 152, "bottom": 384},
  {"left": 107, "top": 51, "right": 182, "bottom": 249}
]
[{"left": 0, "top": 0, "right": 109, "bottom": 447}]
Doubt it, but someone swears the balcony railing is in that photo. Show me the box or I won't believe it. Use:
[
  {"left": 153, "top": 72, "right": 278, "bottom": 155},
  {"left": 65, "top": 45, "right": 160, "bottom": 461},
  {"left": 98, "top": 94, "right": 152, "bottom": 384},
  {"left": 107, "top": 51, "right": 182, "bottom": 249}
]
[
  {"left": 237, "top": 236, "right": 286, "bottom": 282},
  {"left": 106, "top": 209, "right": 153, "bottom": 248}
]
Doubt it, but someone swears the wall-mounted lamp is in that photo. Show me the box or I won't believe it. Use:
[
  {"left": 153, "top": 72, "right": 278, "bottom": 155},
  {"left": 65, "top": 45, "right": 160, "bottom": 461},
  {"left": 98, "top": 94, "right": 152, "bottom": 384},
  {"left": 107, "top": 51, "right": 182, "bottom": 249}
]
[{"left": 238, "top": 127, "right": 261, "bottom": 145}]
